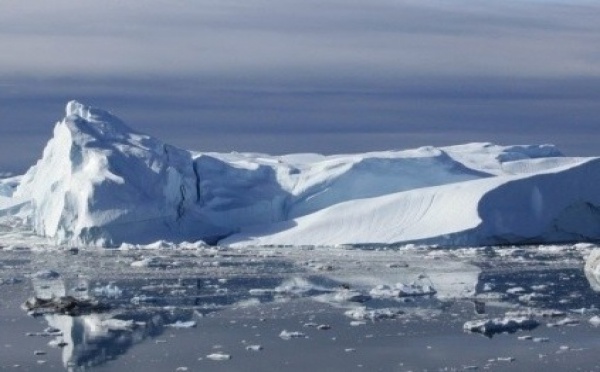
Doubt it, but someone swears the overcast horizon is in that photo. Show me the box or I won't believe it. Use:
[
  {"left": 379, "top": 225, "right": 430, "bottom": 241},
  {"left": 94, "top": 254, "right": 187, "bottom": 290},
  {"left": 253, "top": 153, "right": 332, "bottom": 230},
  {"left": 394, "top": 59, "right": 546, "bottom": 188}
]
[{"left": 1, "top": 0, "right": 599, "bottom": 173}]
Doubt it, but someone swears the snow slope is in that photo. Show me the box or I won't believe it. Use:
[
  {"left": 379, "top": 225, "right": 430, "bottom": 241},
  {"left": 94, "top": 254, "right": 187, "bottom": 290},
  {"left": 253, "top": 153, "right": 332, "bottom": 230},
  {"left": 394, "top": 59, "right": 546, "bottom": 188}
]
[
  {"left": 223, "top": 157, "right": 600, "bottom": 246},
  {"left": 1, "top": 101, "right": 600, "bottom": 247}
]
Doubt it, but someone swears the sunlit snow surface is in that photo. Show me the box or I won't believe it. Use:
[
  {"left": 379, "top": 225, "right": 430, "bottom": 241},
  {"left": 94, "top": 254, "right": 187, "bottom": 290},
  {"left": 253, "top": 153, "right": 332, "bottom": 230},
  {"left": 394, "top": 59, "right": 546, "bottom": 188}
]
[{"left": 2, "top": 101, "right": 600, "bottom": 247}]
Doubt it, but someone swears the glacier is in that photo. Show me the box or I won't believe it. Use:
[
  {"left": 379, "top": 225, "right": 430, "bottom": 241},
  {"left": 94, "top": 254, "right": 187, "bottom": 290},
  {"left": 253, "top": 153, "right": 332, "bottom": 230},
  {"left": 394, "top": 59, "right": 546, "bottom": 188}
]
[{"left": 1, "top": 101, "right": 600, "bottom": 247}]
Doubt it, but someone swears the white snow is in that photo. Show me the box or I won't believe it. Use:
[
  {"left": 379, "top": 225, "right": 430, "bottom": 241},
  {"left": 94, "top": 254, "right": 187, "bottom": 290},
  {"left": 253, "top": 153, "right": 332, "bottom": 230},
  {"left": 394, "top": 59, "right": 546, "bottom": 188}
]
[{"left": 3, "top": 101, "right": 600, "bottom": 247}]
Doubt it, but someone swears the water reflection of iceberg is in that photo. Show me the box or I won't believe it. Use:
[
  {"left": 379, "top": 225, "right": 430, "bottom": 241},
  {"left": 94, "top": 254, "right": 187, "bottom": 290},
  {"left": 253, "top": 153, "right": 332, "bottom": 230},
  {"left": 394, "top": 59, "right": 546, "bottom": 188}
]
[
  {"left": 45, "top": 310, "right": 191, "bottom": 371},
  {"left": 30, "top": 277, "right": 195, "bottom": 371}
]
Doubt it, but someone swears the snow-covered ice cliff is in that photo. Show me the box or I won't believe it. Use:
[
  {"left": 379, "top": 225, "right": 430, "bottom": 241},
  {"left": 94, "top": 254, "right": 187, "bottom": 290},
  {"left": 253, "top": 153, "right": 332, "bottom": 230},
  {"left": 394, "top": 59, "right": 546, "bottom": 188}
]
[{"left": 2, "top": 101, "right": 600, "bottom": 247}]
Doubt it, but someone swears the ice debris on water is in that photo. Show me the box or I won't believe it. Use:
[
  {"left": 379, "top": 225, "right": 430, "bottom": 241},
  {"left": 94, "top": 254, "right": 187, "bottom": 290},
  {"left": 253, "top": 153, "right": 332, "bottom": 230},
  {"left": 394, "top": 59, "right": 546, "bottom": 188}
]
[
  {"left": 48, "top": 338, "right": 68, "bottom": 348},
  {"left": 589, "top": 315, "right": 600, "bottom": 326},
  {"left": 505, "top": 309, "right": 565, "bottom": 318},
  {"left": 165, "top": 320, "right": 197, "bottom": 329},
  {"left": 245, "top": 345, "right": 263, "bottom": 351},
  {"left": 332, "top": 289, "right": 371, "bottom": 303},
  {"left": 279, "top": 330, "right": 308, "bottom": 340},
  {"left": 463, "top": 317, "right": 539, "bottom": 336},
  {"left": 344, "top": 307, "right": 404, "bottom": 321},
  {"left": 130, "top": 257, "right": 164, "bottom": 268},
  {"left": 22, "top": 296, "right": 105, "bottom": 316},
  {"left": 547, "top": 318, "right": 579, "bottom": 327},
  {"left": 92, "top": 283, "right": 122, "bottom": 298},
  {"left": 369, "top": 283, "right": 436, "bottom": 298}
]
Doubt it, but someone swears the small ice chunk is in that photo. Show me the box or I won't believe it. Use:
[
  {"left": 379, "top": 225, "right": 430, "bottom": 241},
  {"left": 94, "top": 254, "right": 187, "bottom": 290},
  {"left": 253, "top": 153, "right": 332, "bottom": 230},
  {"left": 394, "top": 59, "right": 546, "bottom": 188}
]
[
  {"left": 369, "top": 283, "right": 436, "bottom": 298},
  {"left": 345, "top": 307, "right": 403, "bottom": 321},
  {"left": 48, "top": 338, "right": 68, "bottom": 348},
  {"left": 165, "top": 321, "right": 197, "bottom": 329},
  {"left": 279, "top": 330, "right": 307, "bottom": 340},
  {"left": 130, "top": 257, "right": 162, "bottom": 268},
  {"left": 206, "top": 352, "right": 231, "bottom": 361},
  {"left": 333, "top": 290, "right": 371, "bottom": 303},
  {"left": 497, "top": 357, "right": 515, "bottom": 362},
  {"left": 589, "top": 315, "right": 600, "bottom": 326},
  {"left": 102, "top": 319, "right": 135, "bottom": 331},
  {"left": 93, "top": 283, "right": 122, "bottom": 298},
  {"left": 547, "top": 318, "right": 579, "bottom": 327},
  {"left": 506, "top": 287, "right": 527, "bottom": 294},
  {"left": 464, "top": 317, "right": 539, "bottom": 336},
  {"left": 483, "top": 283, "right": 494, "bottom": 291},
  {"left": 245, "top": 345, "right": 263, "bottom": 351}
]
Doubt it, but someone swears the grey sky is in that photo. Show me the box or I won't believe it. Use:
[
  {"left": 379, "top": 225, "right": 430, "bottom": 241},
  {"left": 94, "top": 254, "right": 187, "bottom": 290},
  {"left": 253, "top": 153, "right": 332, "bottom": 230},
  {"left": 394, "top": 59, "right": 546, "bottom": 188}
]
[{"left": 1, "top": 0, "right": 599, "bottom": 172}]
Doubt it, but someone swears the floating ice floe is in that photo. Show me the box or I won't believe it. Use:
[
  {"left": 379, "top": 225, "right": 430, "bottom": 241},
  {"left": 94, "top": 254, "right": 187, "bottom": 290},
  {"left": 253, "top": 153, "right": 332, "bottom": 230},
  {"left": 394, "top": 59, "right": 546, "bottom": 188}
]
[
  {"left": 22, "top": 296, "right": 105, "bottom": 316},
  {"left": 92, "top": 283, "right": 123, "bottom": 298},
  {"left": 463, "top": 317, "right": 539, "bottom": 336},
  {"left": 165, "top": 320, "right": 197, "bottom": 329},
  {"left": 99, "top": 318, "right": 135, "bottom": 331},
  {"left": 130, "top": 257, "right": 167, "bottom": 268},
  {"left": 589, "top": 315, "right": 600, "bottom": 326},
  {"left": 505, "top": 309, "right": 566, "bottom": 318},
  {"left": 206, "top": 352, "right": 231, "bottom": 361},
  {"left": 547, "top": 318, "right": 579, "bottom": 327},
  {"left": 369, "top": 283, "right": 436, "bottom": 298},
  {"left": 331, "top": 289, "right": 372, "bottom": 303},
  {"left": 279, "top": 330, "right": 308, "bottom": 340},
  {"left": 344, "top": 307, "right": 404, "bottom": 321},
  {"left": 249, "top": 277, "right": 328, "bottom": 298}
]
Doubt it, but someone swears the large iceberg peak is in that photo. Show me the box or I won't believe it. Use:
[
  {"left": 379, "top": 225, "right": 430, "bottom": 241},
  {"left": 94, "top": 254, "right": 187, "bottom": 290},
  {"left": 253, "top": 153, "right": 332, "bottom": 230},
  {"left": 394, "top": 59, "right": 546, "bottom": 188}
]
[
  {"left": 14, "top": 100, "right": 202, "bottom": 246},
  {"left": 62, "top": 100, "right": 135, "bottom": 144},
  {"left": 65, "top": 100, "right": 92, "bottom": 119}
]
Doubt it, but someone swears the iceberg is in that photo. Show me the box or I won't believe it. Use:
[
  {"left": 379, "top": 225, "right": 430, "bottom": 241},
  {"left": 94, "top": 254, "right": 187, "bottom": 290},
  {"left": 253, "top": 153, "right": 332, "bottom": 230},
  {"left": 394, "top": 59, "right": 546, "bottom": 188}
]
[{"left": 2, "top": 101, "right": 600, "bottom": 247}]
